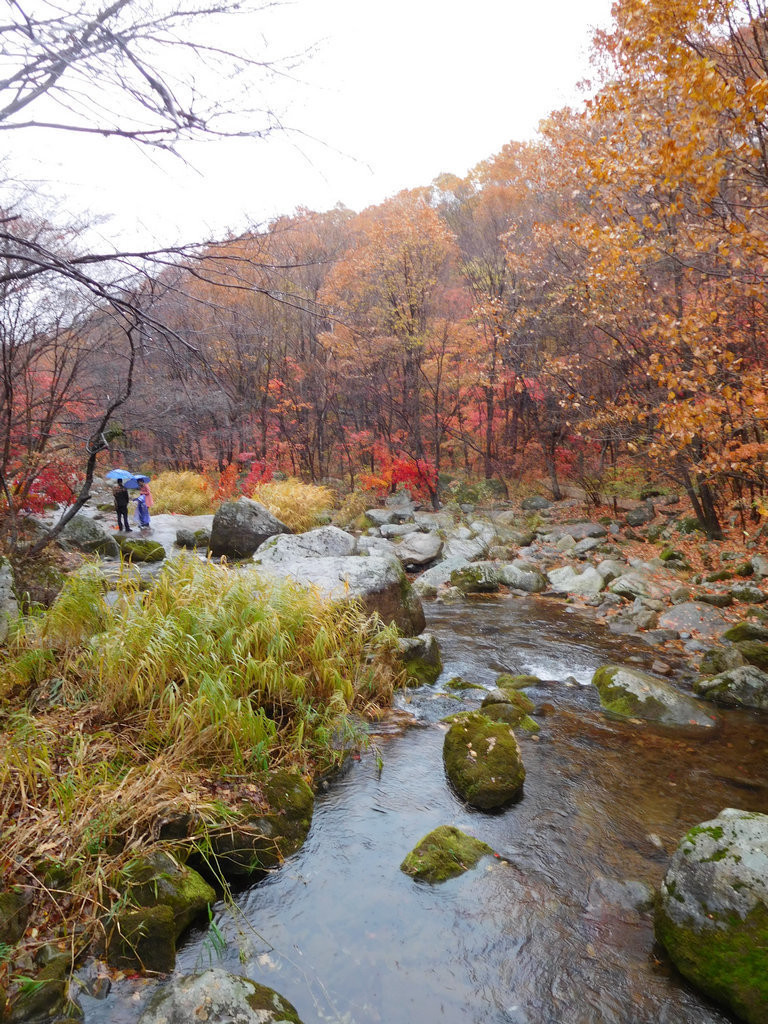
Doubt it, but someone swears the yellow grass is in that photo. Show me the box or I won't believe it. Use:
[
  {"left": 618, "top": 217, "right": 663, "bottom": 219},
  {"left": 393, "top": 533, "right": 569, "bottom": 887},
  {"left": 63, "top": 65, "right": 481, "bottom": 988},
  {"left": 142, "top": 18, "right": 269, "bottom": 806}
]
[
  {"left": 249, "top": 478, "right": 335, "bottom": 533},
  {"left": 151, "top": 470, "right": 214, "bottom": 514}
]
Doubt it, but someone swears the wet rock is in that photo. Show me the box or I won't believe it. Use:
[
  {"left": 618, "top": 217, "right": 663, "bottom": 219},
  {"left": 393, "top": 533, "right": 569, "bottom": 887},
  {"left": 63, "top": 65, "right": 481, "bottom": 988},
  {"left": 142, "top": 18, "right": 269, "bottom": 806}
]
[
  {"left": 655, "top": 808, "right": 768, "bottom": 1024},
  {"left": 450, "top": 562, "right": 500, "bottom": 594},
  {"left": 208, "top": 770, "right": 314, "bottom": 881},
  {"left": 591, "top": 665, "right": 720, "bottom": 731},
  {"left": 117, "top": 537, "right": 165, "bottom": 562},
  {"left": 174, "top": 528, "right": 197, "bottom": 549},
  {"left": 0, "top": 557, "right": 18, "bottom": 644},
  {"left": 547, "top": 565, "right": 605, "bottom": 596},
  {"left": 698, "top": 647, "right": 745, "bottom": 676},
  {"left": 495, "top": 673, "right": 542, "bottom": 689},
  {"left": 396, "top": 632, "right": 442, "bottom": 685},
  {"left": 102, "top": 904, "right": 176, "bottom": 973},
  {"left": 256, "top": 553, "right": 425, "bottom": 636},
  {"left": 254, "top": 525, "right": 356, "bottom": 563},
  {"left": 734, "top": 640, "right": 768, "bottom": 671},
  {"left": 400, "top": 826, "right": 493, "bottom": 883},
  {"left": 442, "top": 711, "right": 525, "bottom": 810},
  {"left": 59, "top": 514, "right": 120, "bottom": 558},
  {"left": 657, "top": 602, "right": 730, "bottom": 638},
  {"left": 4, "top": 952, "right": 78, "bottom": 1023},
  {"left": 497, "top": 564, "right": 547, "bottom": 593},
  {"left": 122, "top": 852, "right": 215, "bottom": 938},
  {"left": 210, "top": 498, "right": 291, "bottom": 559},
  {"left": 412, "top": 556, "right": 469, "bottom": 598},
  {"left": 694, "top": 665, "right": 768, "bottom": 711},
  {"left": 137, "top": 968, "right": 304, "bottom": 1024}
]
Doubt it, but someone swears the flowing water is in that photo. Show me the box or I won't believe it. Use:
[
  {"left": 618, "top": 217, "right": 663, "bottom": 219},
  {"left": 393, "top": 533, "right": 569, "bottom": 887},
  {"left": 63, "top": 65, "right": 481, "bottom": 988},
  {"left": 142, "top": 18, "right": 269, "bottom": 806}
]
[{"left": 84, "top": 595, "right": 768, "bottom": 1024}]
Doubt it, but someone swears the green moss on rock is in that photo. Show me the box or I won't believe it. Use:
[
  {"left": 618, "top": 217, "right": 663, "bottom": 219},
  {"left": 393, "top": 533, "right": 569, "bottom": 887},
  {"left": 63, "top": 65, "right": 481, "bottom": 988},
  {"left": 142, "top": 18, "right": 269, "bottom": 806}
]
[
  {"left": 123, "top": 852, "right": 215, "bottom": 938},
  {"left": 400, "top": 825, "right": 493, "bottom": 883},
  {"left": 734, "top": 640, "right": 768, "bottom": 671},
  {"left": 117, "top": 538, "right": 166, "bottom": 563},
  {"left": 102, "top": 904, "right": 176, "bottom": 973},
  {"left": 442, "top": 711, "right": 525, "bottom": 810},
  {"left": 495, "top": 673, "right": 541, "bottom": 690},
  {"left": 723, "top": 621, "right": 768, "bottom": 643}
]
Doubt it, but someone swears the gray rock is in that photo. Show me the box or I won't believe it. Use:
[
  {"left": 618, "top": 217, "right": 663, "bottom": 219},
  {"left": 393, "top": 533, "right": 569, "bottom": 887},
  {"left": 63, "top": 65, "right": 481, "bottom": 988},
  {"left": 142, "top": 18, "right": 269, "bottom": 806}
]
[
  {"left": 694, "top": 665, "right": 768, "bottom": 710},
  {"left": 450, "top": 562, "right": 500, "bottom": 594},
  {"left": 596, "top": 559, "right": 627, "bottom": 583},
  {"left": 365, "top": 508, "right": 395, "bottom": 526},
  {"left": 396, "top": 632, "right": 442, "bottom": 685},
  {"left": 625, "top": 503, "right": 655, "bottom": 526},
  {"left": 254, "top": 525, "right": 356, "bottom": 563},
  {"left": 356, "top": 535, "right": 398, "bottom": 558},
  {"left": 175, "top": 528, "right": 197, "bottom": 549},
  {"left": 573, "top": 536, "right": 603, "bottom": 555},
  {"left": 521, "top": 495, "right": 551, "bottom": 510},
  {"left": 731, "top": 584, "right": 768, "bottom": 604},
  {"left": 396, "top": 531, "right": 443, "bottom": 566},
  {"left": 498, "top": 564, "right": 547, "bottom": 593},
  {"left": 210, "top": 498, "right": 290, "bottom": 559},
  {"left": 556, "top": 534, "right": 577, "bottom": 552},
  {"left": 546, "top": 522, "right": 608, "bottom": 541},
  {"left": 380, "top": 522, "right": 421, "bottom": 538},
  {"left": 0, "top": 557, "right": 19, "bottom": 644},
  {"left": 658, "top": 602, "right": 731, "bottom": 638},
  {"left": 750, "top": 553, "right": 768, "bottom": 578},
  {"left": 608, "top": 572, "right": 666, "bottom": 601},
  {"left": 442, "top": 537, "right": 488, "bottom": 561},
  {"left": 138, "top": 969, "right": 304, "bottom": 1024},
  {"left": 655, "top": 809, "right": 768, "bottom": 1024},
  {"left": 412, "top": 556, "right": 469, "bottom": 597},
  {"left": 59, "top": 514, "right": 120, "bottom": 558},
  {"left": 547, "top": 565, "right": 606, "bottom": 595},
  {"left": 256, "top": 553, "right": 425, "bottom": 636},
  {"left": 591, "top": 664, "right": 720, "bottom": 731}
]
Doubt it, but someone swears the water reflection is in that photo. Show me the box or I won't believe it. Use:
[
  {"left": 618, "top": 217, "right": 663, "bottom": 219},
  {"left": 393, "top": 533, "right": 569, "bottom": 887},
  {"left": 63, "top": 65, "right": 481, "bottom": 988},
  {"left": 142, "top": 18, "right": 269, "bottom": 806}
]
[{"left": 86, "top": 595, "right": 765, "bottom": 1024}]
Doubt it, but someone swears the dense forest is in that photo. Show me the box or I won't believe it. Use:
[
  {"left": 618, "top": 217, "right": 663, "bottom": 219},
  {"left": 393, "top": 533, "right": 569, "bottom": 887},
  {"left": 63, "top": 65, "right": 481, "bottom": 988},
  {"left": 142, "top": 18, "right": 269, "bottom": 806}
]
[{"left": 4, "top": 0, "right": 768, "bottom": 544}]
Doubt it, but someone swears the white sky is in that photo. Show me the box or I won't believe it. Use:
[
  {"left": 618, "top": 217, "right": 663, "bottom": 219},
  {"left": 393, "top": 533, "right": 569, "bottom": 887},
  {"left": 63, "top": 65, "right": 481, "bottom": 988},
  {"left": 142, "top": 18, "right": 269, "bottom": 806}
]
[{"left": 10, "top": 0, "right": 614, "bottom": 250}]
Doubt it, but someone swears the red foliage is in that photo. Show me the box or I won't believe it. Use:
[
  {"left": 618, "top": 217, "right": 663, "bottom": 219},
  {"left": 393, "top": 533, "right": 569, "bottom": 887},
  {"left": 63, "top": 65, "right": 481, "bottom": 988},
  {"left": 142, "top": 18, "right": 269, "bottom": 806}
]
[
  {"left": 360, "top": 445, "right": 438, "bottom": 500},
  {"left": 241, "top": 458, "right": 274, "bottom": 492}
]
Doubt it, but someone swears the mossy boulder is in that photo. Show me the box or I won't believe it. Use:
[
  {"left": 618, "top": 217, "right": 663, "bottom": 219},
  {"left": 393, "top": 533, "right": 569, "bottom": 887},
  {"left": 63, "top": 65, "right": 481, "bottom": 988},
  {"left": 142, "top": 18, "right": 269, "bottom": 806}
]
[
  {"left": 698, "top": 647, "right": 745, "bottom": 677},
  {"left": 449, "top": 562, "right": 500, "bottom": 594},
  {"left": 400, "top": 826, "right": 493, "bottom": 883},
  {"left": 102, "top": 904, "right": 177, "bottom": 973},
  {"left": 122, "top": 852, "right": 215, "bottom": 938},
  {"left": 655, "top": 809, "right": 768, "bottom": 1024},
  {"left": 396, "top": 632, "right": 442, "bottom": 686},
  {"left": 442, "top": 711, "right": 525, "bottom": 810},
  {"left": 117, "top": 537, "right": 166, "bottom": 562},
  {"left": 137, "top": 968, "right": 303, "bottom": 1024},
  {"left": 495, "top": 673, "right": 541, "bottom": 690},
  {"left": 723, "top": 622, "right": 768, "bottom": 643},
  {"left": 492, "top": 686, "right": 535, "bottom": 714},
  {"left": 698, "top": 592, "right": 734, "bottom": 608},
  {"left": 59, "top": 514, "right": 119, "bottom": 558},
  {"left": 733, "top": 640, "right": 768, "bottom": 671},
  {"left": 3, "top": 953, "right": 79, "bottom": 1023},
  {"left": 591, "top": 665, "right": 720, "bottom": 731},
  {"left": 208, "top": 770, "right": 314, "bottom": 881},
  {"left": 694, "top": 665, "right": 768, "bottom": 711},
  {"left": 731, "top": 585, "right": 768, "bottom": 604},
  {"left": 444, "top": 676, "right": 483, "bottom": 691}
]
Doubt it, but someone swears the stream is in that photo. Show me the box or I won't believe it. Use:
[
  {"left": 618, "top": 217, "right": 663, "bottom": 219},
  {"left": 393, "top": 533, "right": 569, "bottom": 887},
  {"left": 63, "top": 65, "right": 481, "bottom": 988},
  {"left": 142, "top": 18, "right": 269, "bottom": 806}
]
[{"left": 83, "top": 594, "right": 767, "bottom": 1024}]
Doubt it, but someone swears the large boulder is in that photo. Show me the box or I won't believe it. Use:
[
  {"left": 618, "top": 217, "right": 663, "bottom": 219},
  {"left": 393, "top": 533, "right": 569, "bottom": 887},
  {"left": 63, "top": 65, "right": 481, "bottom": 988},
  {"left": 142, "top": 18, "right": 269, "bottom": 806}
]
[
  {"left": 607, "top": 572, "right": 666, "bottom": 601},
  {"left": 210, "top": 498, "right": 291, "bottom": 559},
  {"left": 395, "top": 531, "right": 443, "bottom": 567},
  {"left": 694, "top": 665, "right": 768, "bottom": 711},
  {"left": 59, "top": 514, "right": 119, "bottom": 557},
  {"left": 657, "top": 602, "right": 730, "bottom": 638},
  {"left": 396, "top": 632, "right": 442, "bottom": 685},
  {"left": 122, "top": 851, "right": 215, "bottom": 938},
  {"left": 412, "top": 556, "right": 469, "bottom": 598},
  {"left": 400, "top": 826, "right": 493, "bottom": 883},
  {"left": 450, "top": 562, "right": 500, "bottom": 594},
  {"left": 442, "top": 711, "right": 525, "bottom": 810},
  {"left": 547, "top": 565, "right": 605, "bottom": 596},
  {"left": 0, "top": 557, "right": 19, "bottom": 644},
  {"left": 117, "top": 537, "right": 165, "bottom": 562},
  {"left": 256, "top": 553, "right": 425, "bottom": 636},
  {"left": 655, "top": 809, "right": 768, "bottom": 1024},
  {"left": 254, "top": 525, "right": 356, "bottom": 563},
  {"left": 138, "top": 969, "right": 304, "bottom": 1024},
  {"left": 498, "top": 564, "right": 547, "bottom": 593},
  {"left": 591, "top": 665, "right": 720, "bottom": 731}
]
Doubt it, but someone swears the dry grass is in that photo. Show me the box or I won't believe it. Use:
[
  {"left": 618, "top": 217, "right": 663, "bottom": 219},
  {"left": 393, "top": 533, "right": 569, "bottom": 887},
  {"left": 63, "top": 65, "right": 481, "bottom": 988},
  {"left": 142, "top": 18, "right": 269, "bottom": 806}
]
[
  {"left": 249, "top": 478, "right": 335, "bottom": 532},
  {"left": 150, "top": 470, "right": 214, "bottom": 515}
]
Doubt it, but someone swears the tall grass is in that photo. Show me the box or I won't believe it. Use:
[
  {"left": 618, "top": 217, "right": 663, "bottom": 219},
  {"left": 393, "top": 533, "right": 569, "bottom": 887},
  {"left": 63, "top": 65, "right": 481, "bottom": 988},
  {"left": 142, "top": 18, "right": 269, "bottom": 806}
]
[
  {"left": 0, "top": 559, "right": 402, "bottom": 936},
  {"left": 248, "top": 478, "right": 334, "bottom": 532},
  {"left": 150, "top": 470, "right": 214, "bottom": 514}
]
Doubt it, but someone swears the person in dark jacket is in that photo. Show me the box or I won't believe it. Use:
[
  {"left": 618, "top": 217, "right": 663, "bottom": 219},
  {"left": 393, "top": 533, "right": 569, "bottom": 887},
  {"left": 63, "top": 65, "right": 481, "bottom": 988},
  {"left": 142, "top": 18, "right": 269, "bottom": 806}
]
[{"left": 113, "top": 479, "right": 131, "bottom": 532}]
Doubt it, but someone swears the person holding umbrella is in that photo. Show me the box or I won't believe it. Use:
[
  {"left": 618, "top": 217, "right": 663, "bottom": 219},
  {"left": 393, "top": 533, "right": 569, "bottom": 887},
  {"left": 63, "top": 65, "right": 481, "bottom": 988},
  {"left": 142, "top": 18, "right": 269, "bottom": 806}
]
[{"left": 112, "top": 479, "right": 132, "bottom": 532}]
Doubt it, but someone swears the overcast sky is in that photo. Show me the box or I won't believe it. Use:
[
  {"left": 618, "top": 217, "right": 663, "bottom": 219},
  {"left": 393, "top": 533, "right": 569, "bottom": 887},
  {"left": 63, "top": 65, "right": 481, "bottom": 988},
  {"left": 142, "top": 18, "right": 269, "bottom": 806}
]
[{"left": 11, "top": 0, "right": 614, "bottom": 250}]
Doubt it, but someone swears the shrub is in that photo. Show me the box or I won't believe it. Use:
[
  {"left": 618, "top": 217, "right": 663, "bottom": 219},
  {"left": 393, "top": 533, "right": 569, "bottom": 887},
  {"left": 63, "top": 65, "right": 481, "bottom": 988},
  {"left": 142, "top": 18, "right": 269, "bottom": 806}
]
[
  {"left": 248, "top": 478, "right": 334, "bottom": 533},
  {"left": 151, "top": 471, "right": 214, "bottom": 515}
]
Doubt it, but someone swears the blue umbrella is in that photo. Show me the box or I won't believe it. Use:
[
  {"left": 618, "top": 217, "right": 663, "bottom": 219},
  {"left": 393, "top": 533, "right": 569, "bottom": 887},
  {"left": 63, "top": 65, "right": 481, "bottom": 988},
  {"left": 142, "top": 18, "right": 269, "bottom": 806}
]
[{"left": 105, "top": 468, "right": 133, "bottom": 481}]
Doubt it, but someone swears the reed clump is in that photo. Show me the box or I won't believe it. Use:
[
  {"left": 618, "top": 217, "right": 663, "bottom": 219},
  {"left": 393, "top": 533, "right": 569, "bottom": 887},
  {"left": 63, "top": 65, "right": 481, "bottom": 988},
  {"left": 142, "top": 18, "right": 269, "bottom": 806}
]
[
  {"left": 248, "top": 478, "right": 335, "bottom": 533},
  {"left": 0, "top": 557, "right": 402, "bottom": 980},
  {"left": 150, "top": 470, "right": 214, "bottom": 514}
]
